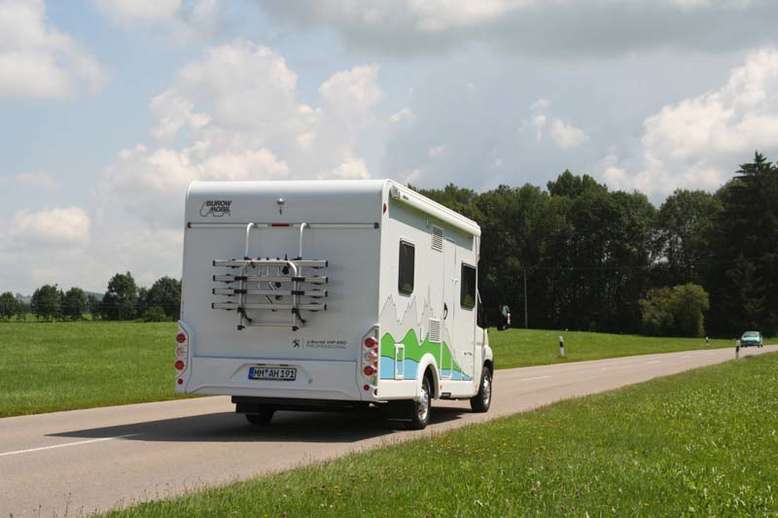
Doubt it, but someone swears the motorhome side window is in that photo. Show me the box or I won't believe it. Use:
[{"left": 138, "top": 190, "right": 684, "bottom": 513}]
[
  {"left": 460, "top": 263, "right": 476, "bottom": 310},
  {"left": 398, "top": 241, "right": 415, "bottom": 295}
]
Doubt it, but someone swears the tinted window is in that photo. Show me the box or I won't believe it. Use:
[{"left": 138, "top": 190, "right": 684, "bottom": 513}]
[
  {"left": 398, "top": 241, "right": 415, "bottom": 295},
  {"left": 460, "top": 263, "right": 476, "bottom": 310}
]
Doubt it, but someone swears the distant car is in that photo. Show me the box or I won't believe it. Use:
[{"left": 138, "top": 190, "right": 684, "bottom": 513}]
[{"left": 740, "top": 331, "right": 763, "bottom": 348}]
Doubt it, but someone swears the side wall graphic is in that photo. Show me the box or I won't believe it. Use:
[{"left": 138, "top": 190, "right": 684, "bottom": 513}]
[{"left": 378, "top": 295, "right": 471, "bottom": 381}]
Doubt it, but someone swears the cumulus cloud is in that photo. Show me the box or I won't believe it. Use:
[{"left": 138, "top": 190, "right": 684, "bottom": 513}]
[
  {"left": 257, "top": 0, "right": 776, "bottom": 56},
  {"left": 529, "top": 99, "right": 587, "bottom": 149},
  {"left": 8, "top": 207, "right": 90, "bottom": 246},
  {"left": 599, "top": 48, "right": 778, "bottom": 196},
  {"left": 100, "top": 40, "right": 382, "bottom": 227},
  {"left": 0, "top": 0, "right": 106, "bottom": 98}
]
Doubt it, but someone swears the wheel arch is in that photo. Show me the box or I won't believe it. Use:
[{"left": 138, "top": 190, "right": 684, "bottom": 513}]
[{"left": 416, "top": 353, "right": 440, "bottom": 399}]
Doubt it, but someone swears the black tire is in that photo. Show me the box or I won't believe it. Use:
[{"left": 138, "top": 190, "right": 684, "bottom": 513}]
[
  {"left": 470, "top": 366, "right": 492, "bottom": 413},
  {"left": 245, "top": 407, "right": 275, "bottom": 426},
  {"left": 407, "top": 375, "right": 432, "bottom": 430}
]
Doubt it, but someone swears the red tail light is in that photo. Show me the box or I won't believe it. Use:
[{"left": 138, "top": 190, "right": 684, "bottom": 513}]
[
  {"left": 176, "top": 332, "right": 187, "bottom": 344},
  {"left": 175, "top": 360, "right": 185, "bottom": 370},
  {"left": 363, "top": 336, "right": 378, "bottom": 349},
  {"left": 177, "top": 378, "right": 183, "bottom": 385},
  {"left": 363, "top": 384, "right": 370, "bottom": 391},
  {"left": 363, "top": 365, "right": 376, "bottom": 376}
]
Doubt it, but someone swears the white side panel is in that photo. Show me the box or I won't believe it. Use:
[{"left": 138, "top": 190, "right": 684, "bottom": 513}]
[{"left": 376, "top": 191, "right": 479, "bottom": 400}]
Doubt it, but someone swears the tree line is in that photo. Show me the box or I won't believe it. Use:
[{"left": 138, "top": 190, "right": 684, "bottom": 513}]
[
  {"left": 2, "top": 152, "right": 775, "bottom": 336},
  {"left": 416, "top": 152, "right": 778, "bottom": 337},
  {"left": 0, "top": 273, "right": 181, "bottom": 322}
]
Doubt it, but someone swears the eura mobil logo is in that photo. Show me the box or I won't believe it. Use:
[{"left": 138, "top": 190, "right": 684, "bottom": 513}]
[{"left": 200, "top": 200, "right": 232, "bottom": 217}]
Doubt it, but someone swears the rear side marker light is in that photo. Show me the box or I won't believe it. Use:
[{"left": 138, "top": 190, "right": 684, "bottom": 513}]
[
  {"left": 363, "top": 384, "right": 370, "bottom": 391},
  {"left": 175, "top": 360, "right": 185, "bottom": 370},
  {"left": 176, "top": 333, "right": 187, "bottom": 344},
  {"left": 363, "top": 366, "right": 376, "bottom": 376},
  {"left": 177, "top": 378, "right": 183, "bottom": 385}
]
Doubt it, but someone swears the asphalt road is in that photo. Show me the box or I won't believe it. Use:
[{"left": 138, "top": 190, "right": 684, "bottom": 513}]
[{"left": 1, "top": 345, "right": 775, "bottom": 517}]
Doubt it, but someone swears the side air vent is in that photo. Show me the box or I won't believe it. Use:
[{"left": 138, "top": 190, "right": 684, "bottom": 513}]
[
  {"left": 428, "top": 318, "right": 442, "bottom": 343},
  {"left": 431, "top": 226, "right": 444, "bottom": 252}
]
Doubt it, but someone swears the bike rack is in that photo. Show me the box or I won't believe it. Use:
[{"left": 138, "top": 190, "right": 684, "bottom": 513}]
[{"left": 210, "top": 222, "right": 328, "bottom": 331}]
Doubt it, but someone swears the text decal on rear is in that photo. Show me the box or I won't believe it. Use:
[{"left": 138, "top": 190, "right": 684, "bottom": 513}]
[{"left": 200, "top": 200, "right": 232, "bottom": 217}]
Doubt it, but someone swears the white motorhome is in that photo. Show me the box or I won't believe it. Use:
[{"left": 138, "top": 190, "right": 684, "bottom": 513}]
[{"left": 176, "top": 179, "right": 493, "bottom": 429}]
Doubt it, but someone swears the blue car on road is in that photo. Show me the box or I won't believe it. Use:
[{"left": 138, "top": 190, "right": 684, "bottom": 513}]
[{"left": 740, "top": 330, "right": 763, "bottom": 348}]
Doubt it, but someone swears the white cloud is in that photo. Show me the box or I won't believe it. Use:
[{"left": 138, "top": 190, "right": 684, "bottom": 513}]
[
  {"left": 0, "top": 0, "right": 106, "bottom": 98},
  {"left": 100, "top": 40, "right": 382, "bottom": 228},
  {"left": 9, "top": 207, "right": 90, "bottom": 246},
  {"left": 94, "top": 0, "right": 223, "bottom": 41},
  {"left": 549, "top": 119, "right": 588, "bottom": 149},
  {"left": 528, "top": 99, "right": 587, "bottom": 149},
  {"left": 390, "top": 107, "right": 416, "bottom": 124},
  {"left": 94, "top": 0, "right": 182, "bottom": 21},
  {"left": 14, "top": 172, "right": 57, "bottom": 190},
  {"left": 600, "top": 48, "right": 778, "bottom": 196},
  {"left": 320, "top": 156, "right": 370, "bottom": 180},
  {"left": 150, "top": 90, "right": 211, "bottom": 140}
]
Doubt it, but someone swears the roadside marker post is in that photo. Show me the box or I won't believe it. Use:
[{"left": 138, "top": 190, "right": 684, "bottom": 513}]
[
  {"left": 736, "top": 339, "right": 740, "bottom": 359},
  {"left": 559, "top": 336, "right": 565, "bottom": 357}
]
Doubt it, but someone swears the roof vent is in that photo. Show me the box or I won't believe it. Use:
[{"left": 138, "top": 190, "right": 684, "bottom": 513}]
[{"left": 431, "top": 226, "right": 443, "bottom": 252}]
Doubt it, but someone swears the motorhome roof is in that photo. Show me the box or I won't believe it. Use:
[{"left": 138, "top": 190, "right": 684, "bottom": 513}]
[{"left": 187, "top": 179, "right": 481, "bottom": 237}]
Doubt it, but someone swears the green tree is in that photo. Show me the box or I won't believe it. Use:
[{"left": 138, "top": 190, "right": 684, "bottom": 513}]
[
  {"left": 31, "top": 284, "right": 62, "bottom": 321},
  {"left": 100, "top": 272, "right": 138, "bottom": 320},
  {"left": 87, "top": 293, "right": 101, "bottom": 317},
  {"left": 142, "top": 306, "right": 168, "bottom": 322},
  {"left": 137, "top": 287, "right": 149, "bottom": 317},
  {"left": 145, "top": 276, "right": 182, "bottom": 320},
  {"left": 640, "top": 283, "right": 709, "bottom": 337},
  {"left": 708, "top": 152, "right": 778, "bottom": 335},
  {"left": 0, "top": 292, "right": 20, "bottom": 320},
  {"left": 655, "top": 190, "right": 721, "bottom": 285},
  {"left": 62, "top": 287, "right": 87, "bottom": 320}
]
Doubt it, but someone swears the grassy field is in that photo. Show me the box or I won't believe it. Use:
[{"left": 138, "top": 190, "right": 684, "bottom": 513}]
[
  {"left": 489, "top": 328, "right": 739, "bottom": 369},
  {"left": 0, "top": 322, "right": 760, "bottom": 417},
  {"left": 106, "top": 352, "right": 778, "bottom": 517},
  {"left": 0, "top": 322, "right": 180, "bottom": 417}
]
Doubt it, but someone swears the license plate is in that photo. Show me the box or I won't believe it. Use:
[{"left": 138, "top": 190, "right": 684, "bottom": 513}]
[{"left": 248, "top": 366, "right": 297, "bottom": 381}]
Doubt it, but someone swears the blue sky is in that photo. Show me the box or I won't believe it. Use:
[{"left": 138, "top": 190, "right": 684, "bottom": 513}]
[{"left": 2, "top": 0, "right": 778, "bottom": 294}]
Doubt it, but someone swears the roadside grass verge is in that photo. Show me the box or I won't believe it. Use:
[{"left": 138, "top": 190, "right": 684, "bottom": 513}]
[
  {"left": 107, "top": 352, "right": 778, "bottom": 517},
  {"left": 489, "top": 328, "right": 740, "bottom": 369},
  {"left": 0, "top": 322, "right": 179, "bottom": 417}
]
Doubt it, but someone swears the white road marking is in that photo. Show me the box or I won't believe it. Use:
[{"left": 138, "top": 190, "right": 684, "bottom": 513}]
[
  {"left": 518, "top": 375, "right": 552, "bottom": 382},
  {"left": 644, "top": 360, "right": 661, "bottom": 364},
  {"left": 0, "top": 433, "right": 140, "bottom": 458}
]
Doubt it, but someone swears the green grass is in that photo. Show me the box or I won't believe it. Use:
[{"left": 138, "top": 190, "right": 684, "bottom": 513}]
[
  {"left": 107, "top": 352, "right": 778, "bottom": 517},
  {"left": 0, "top": 322, "right": 768, "bottom": 417},
  {"left": 489, "top": 328, "right": 742, "bottom": 369},
  {"left": 0, "top": 321, "right": 179, "bottom": 417}
]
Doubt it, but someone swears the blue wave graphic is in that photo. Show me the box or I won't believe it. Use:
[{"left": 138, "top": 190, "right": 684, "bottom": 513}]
[{"left": 380, "top": 356, "right": 471, "bottom": 381}]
